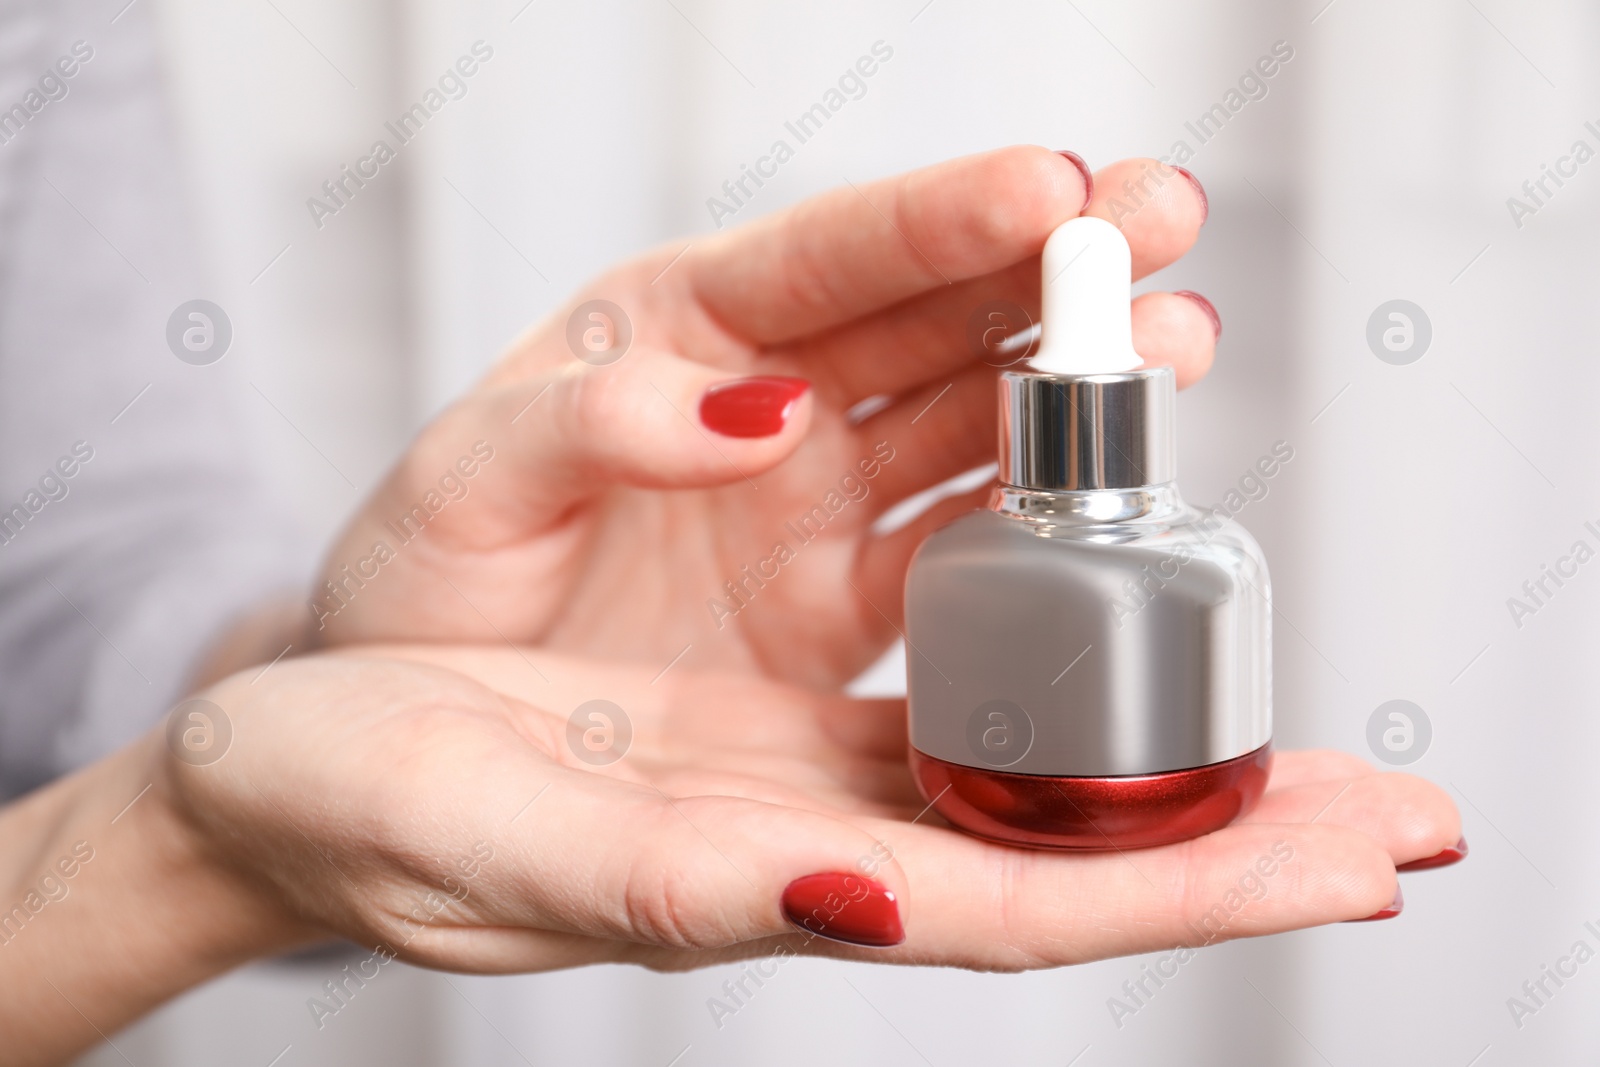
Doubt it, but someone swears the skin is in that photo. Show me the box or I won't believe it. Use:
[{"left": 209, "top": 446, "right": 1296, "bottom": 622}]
[
  {"left": 0, "top": 147, "right": 1461, "bottom": 1063},
  {"left": 0, "top": 646, "right": 1456, "bottom": 1065},
  {"left": 310, "top": 147, "right": 1218, "bottom": 687}
]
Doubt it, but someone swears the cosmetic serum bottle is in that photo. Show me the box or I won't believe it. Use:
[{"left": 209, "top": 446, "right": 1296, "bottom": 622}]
[{"left": 904, "top": 216, "right": 1272, "bottom": 850}]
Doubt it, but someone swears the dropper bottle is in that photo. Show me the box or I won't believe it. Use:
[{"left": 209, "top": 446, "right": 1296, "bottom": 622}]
[{"left": 903, "top": 216, "right": 1273, "bottom": 850}]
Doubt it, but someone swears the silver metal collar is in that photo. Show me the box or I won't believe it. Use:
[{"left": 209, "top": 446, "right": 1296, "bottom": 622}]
[{"left": 999, "top": 366, "right": 1176, "bottom": 491}]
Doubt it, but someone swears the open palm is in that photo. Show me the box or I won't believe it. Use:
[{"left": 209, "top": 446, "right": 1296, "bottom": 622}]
[{"left": 164, "top": 646, "right": 1457, "bottom": 975}]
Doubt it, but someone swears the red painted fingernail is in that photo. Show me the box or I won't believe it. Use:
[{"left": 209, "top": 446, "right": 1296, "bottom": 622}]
[
  {"left": 1397, "top": 836, "right": 1468, "bottom": 873},
  {"left": 699, "top": 376, "right": 810, "bottom": 438},
  {"left": 1173, "top": 165, "right": 1208, "bottom": 225},
  {"left": 781, "top": 872, "right": 904, "bottom": 948},
  {"left": 1346, "top": 884, "right": 1403, "bottom": 923},
  {"left": 1056, "top": 150, "right": 1094, "bottom": 208},
  {"left": 1175, "top": 290, "right": 1222, "bottom": 341}
]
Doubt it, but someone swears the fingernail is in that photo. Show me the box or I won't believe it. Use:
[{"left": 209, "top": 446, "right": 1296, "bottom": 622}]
[
  {"left": 1056, "top": 150, "right": 1094, "bottom": 207},
  {"left": 1397, "top": 836, "right": 1468, "bottom": 873},
  {"left": 1175, "top": 290, "right": 1222, "bottom": 341},
  {"left": 1173, "top": 165, "right": 1208, "bottom": 224},
  {"left": 781, "top": 872, "right": 905, "bottom": 948},
  {"left": 1346, "top": 884, "right": 1403, "bottom": 923},
  {"left": 699, "top": 376, "right": 810, "bottom": 438}
]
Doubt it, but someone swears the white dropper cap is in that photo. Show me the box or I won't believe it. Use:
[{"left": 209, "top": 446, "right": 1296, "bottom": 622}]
[{"left": 1028, "top": 216, "right": 1143, "bottom": 376}]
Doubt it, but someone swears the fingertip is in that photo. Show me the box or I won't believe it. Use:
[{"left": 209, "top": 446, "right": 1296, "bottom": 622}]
[
  {"left": 1296, "top": 769, "right": 1463, "bottom": 873},
  {"left": 533, "top": 354, "right": 815, "bottom": 493},
  {"left": 1318, "top": 828, "right": 1402, "bottom": 923},
  {"left": 1373, "top": 772, "right": 1464, "bottom": 868},
  {"left": 1173, "top": 290, "right": 1221, "bottom": 341},
  {"left": 927, "top": 146, "right": 1098, "bottom": 266},
  {"left": 1054, "top": 149, "right": 1094, "bottom": 209},
  {"left": 1172, "top": 166, "right": 1208, "bottom": 225},
  {"left": 699, "top": 375, "right": 812, "bottom": 439},
  {"left": 1397, "top": 836, "right": 1468, "bottom": 873},
  {"left": 1132, "top": 291, "right": 1217, "bottom": 389},
  {"left": 1344, "top": 873, "right": 1403, "bottom": 923},
  {"left": 1231, "top": 823, "right": 1398, "bottom": 929},
  {"left": 1084, "top": 158, "right": 1205, "bottom": 276},
  {"left": 1264, "top": 749, "right": 1377, "bottom": 792}
]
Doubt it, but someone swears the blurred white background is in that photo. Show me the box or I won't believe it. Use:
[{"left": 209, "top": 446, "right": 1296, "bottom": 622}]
[{"left": 68, "top": 0, "right": 1600, "bottom": 1062}]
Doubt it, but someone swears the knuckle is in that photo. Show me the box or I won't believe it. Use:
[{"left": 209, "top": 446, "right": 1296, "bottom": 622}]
[
  {"left": 777, "top": 204, "right": 843, "bottom": 323},
  {"left": 614, "top": 807, "right": 740, "bottom": 950}
]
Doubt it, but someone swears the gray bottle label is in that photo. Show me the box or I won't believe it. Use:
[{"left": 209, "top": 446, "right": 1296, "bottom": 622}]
[{"left": 906, "top": 509, "right": 1271, "bottom": 777}]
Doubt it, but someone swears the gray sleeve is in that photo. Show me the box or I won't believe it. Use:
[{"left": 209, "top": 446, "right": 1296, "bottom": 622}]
[{"left": 0, "top": 3, "right": 312, "bottom": 798}]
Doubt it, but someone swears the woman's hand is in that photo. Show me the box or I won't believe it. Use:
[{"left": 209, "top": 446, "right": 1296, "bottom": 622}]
[
  {"left": 310, "top": 147, "right": 1216, "bottom": 686},
  {"left": 169, "top": 647, "right": 1453, "bottom": 974},
  {"left": 3, "top": 645, "right": 1457, "bottom": 1063}
]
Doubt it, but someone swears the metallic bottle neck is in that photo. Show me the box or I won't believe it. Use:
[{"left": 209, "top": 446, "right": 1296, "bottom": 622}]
[
  {"left": 998, "top": 366, "right": 1176, "bottom": 492},
  {"left": 991, "top": 482, "right": 1188, "bottom": 526}
]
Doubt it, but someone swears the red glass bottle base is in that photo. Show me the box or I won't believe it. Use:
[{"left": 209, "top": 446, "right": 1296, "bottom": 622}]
[{"left": 909, "top": 742, "right": 1273, "bottom": 850}]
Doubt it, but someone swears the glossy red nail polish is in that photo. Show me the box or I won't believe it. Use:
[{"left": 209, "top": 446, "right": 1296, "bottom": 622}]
[
  {"left": 1056, "top": 150, "right": 1094, "bottom": 206},
  {"left": 1397, "top": 836, "right": 1468, "bottom": 872},
  {"left": 1175, "top": 290, "right": 1222, "bottom": 341},
  {"left": 1173, "top": 165, "right": 1208, "bottom": 224},
  {"left": 781, "top": 872, "right": 904, "bottom": 948},
  {"left": 1347, "top": 884, "right": 1404, "bottom": 922},
  {"left": 699, "top": 376, "right": 810, "bottom": 438}
]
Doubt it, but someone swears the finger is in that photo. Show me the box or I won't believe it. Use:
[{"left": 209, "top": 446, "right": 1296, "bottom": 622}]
[
  {"left": 800, "top": 290, "right": 1214, "bottom": 513},
  {"left": 692, "top": 146, "right": 1092, "bottom": 344},
  {"left": 786, "top": 819, "right": 1399, "bottom": 970},
  {"left": 853, "top": 482, "right": 995, "bottom": 623},
  {"left": 564, "top": 816, "right": 1401, "bottom": 973},
  {"left": 1243, "top": 772, "right": 1461, "bottom": 866},
  {"left": 1082, "top": 158, "right": 1207, "bottom": 276},
  {"left": 768, "top": 256, "right": 1039, "bottom": 405},
  {"left": 784, "top": 283, "right": 1218, "bottom": 415},
  {"left": 1263, "top": 749, "right": 1376, "bottom": 792},
  {"left": 1131, "top": 291, "right": 1218, "bottom": 389},
  {"left": 313, "top": 357, "right": 812, "bottom": 644},
  {"left": 373, "top": 352, "right": 814, "bottom": 550},
  {"left": 811, "top": 696, "right": 909, "bottom": 763},
  {"left": 817, "top": 292, "right": 1211, "bottom": 521},
  {"left": 767, "top": 159, "right": 1209, "bottom": 404},
  {"left": 405, "top": 778, "right": 912, "bottom": 971},
  {"left": 853, "top": 364, "right": 996, "bottom": 514}
]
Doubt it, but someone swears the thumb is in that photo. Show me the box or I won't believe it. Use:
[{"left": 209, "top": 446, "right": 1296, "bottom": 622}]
[
  {"left": 409, "top": 779, "right": 910, "bottom": 971},
  {"left": 425, "top": 351, "right": 812, "bottom": 526}
]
